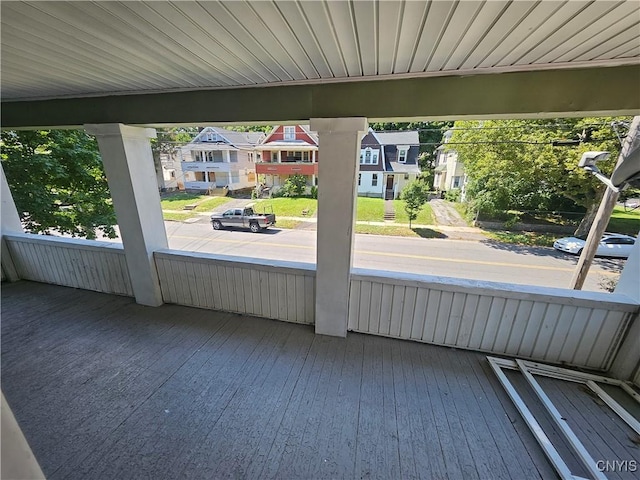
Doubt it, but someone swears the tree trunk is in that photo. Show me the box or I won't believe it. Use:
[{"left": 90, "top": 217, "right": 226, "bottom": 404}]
[
  {"left": 573, "top": 201, "right": 600, "bottom": 238},
  {"left": 152, "top": 153, "right": 165, "bottom": 192}
]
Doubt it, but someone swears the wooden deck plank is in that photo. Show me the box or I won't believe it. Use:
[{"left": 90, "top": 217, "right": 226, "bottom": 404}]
[{"left": 4, "top": 281, "right": 607, "bottom": 480}]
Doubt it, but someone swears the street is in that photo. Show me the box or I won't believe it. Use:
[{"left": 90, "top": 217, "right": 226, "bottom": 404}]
[{"left": 162, "top": 221, "right": 623, "bottom": 292}]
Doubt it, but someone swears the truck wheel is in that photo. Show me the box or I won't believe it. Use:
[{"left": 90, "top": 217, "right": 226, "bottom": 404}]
[
  {"left": 212, "top": 220, "right": 222, "bottom": 230},
  {"left": 250, "top": 222, "right": 260, "bottom": 233}
]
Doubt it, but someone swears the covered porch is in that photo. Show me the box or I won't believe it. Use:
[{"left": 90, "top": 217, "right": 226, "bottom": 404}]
[
  {"left": 2, "top": 1, "right": 640, "bottom": 478},
  {"left": 0, "top": 281, "right": 598, "bottom": 480}
]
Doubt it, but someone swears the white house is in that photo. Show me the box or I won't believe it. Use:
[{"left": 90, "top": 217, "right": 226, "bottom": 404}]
[
  {"left": 180, "top": 127, "right": 264, "bottom": 193},
  {"left": 434, "top": 129, "right": 466, "bottom": 198}
]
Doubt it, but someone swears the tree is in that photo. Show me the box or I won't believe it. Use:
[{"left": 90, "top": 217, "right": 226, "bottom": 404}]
[
  {"left": 400, "top": 181, "right": 429, "bottom": 228},
  {"left": 151, "top": 127, "right": 198, "bottom": 189},
  {"left": 1, "top": 129, "right": 117, "bottom": 239},
  {"left": 369, "top": 121, "right": 454, "bottom": 172},
  {"left": 448, "top": 118, "right": 630, "bottom": 235}
]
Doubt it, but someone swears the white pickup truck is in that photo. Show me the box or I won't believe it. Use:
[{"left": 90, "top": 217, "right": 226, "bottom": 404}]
[{"left": 210, "top": 204, "right": 276, "bottom": 233}]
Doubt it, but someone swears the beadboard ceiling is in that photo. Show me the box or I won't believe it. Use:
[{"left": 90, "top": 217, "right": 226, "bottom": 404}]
[{"left": 2, "top": 0, "right": 639, "bottom": 102}]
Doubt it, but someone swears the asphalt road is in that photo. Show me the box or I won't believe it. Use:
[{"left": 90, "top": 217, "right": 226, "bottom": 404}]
[{"left": 163, "top": 220, "right": 624, "bottom": 292}]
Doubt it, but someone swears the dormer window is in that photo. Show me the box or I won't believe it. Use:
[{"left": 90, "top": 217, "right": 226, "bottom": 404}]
[
  {"left": 284, "top": 126, "right": 296, "bottom": 141},
  {"left": 398, "top": 146, "right": 408, "bottom": 163},
  {"left": 359, "top": 147, "right": 379, "bottom": 165}
]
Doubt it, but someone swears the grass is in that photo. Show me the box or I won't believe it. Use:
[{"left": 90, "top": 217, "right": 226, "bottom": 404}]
[
  {"left": 194, "top": 197, "right": 232, "bottom": 212},
  {"left": 255, "top": 198, "right": 317, "bottom": 217},
  {"left": 274, "top": 219, "right": 301, "bottom": 229},
  {"left": 608, "top": 206, "right": 640, "bottom": 235},
  {"left": 160, "top": 193, "right": 207, "bottom": 210},
  {"left": 355, "top": 224, "right": 445, "bottom": 238},
  {"left": 393, "top": 200, "right": 435, "bottom": 225},
  {"left": 163, "top": 211, "right": 197, "bottom": 222},
  {"left": 484, "top": 231, "right": 557, "bottom": 247},
  {"left": 356, "top": 197, "right": 384, "bottom": 222},
  {"left": 452, "top": 202, "right": 473, "bottom": 226}
]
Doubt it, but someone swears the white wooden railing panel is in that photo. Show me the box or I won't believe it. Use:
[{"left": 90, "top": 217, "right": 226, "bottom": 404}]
[
  {"left": 349, "top": 269, "right": 638, "bottom": 371},
  {"left": 4, "top": 234, "right": 133, "bottom": 296},
  {"left": 155, "top": 250, "right": 315, "bottom": 325}
]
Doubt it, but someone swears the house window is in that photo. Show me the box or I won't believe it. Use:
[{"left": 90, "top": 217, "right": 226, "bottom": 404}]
[
  {"left": 398, "top": 147, "right": 408, "bottom": 163},
  {"left": 358, "top": 174, "right": 361, "bottom": 186},
  {"left": 404, "top": 174, "right": 409, "bottom": 180},
  {"left": 360, "top": 148, "right": 379, "bottom": 165},
  {"left": 303, "top": 151, "right": 310, "bottom": 162},
  {"left": 452, "top": 176, "right": 461, "bottom": 188},
  {"left": 212, "top": 151, "right": 223, "bottom": 163},
  {"left": 229, "top": 151, "right": 238, "bottom": 163},
  {"left": 284, "top": 126, "right": 296, "bottom": 141},
  {"left": 372, "top": 174, "right": 378, "bottom": 187}
]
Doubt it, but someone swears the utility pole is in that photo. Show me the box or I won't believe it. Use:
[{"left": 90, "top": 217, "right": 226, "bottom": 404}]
[{"left": 570, "top": 116, "right": 640, "bottom": 290}]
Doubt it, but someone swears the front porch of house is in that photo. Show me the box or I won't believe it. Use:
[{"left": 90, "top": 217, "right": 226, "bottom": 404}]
[{"left": 0, "top": 280, "right": 606, "bottom": 480}]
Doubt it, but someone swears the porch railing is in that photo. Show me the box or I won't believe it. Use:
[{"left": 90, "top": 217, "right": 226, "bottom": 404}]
[{"left": 3, "top": 234, "right": 638, "bottom": 372}]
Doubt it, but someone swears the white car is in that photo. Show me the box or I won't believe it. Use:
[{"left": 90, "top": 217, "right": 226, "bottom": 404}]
[{"left": 553, "top": 233, "right": 636, "bottom": 258}]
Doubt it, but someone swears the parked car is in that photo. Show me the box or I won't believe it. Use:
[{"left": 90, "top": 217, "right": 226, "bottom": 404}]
[
  {"left": 210, "top": 204, "right": 276, "bottom": 233},
  {"left": 553, "top": 232, "right": 636, "bottom": 258}
]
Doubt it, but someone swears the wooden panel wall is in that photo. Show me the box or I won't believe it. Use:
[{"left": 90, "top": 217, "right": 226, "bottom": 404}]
[
  {"left": 5, "top": 234, "right": 133, "bottom": 296},
  {"left": 155, "top": 250, "right": 315, "bottom": 325},
  {"left": 348, "top": 271, "right": 638, "bottom": 371}
]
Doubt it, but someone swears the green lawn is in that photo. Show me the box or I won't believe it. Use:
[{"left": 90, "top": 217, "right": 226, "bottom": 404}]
[
  {"left": 163, "top": 211, "right": 197, "bottom": 222},
  {"left": 160, "top": 193, "right": 207, "bottom": 210},
  {"left": 255, "top": 198, "right": 317, "bottom": 217},
  {"left": 160, "top": 193, "right": 232, "bottom": 212},
  {"left": 194, "top": 197, "right": 232, "bottom": 212},
  {"left": 355, "top": 224, "right": 445, "bottom": 238},
  {"left": 608, "top": 205, "right": 640, "bottom": 235},
  {"left": 356, "top": 197, "right": 384, "bottom": 222},
  {"left": 273, "top": 219, "right": 302, "bottom": 229},
  {"left": 484, "top": 231, "right": 557, "bottom": 247},
  {"left": 393, "top": 200, "right": 434, "bottom": 225}
]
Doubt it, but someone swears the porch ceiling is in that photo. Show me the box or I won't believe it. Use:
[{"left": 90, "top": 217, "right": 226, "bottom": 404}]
[{"left": 1, "top": 1, "right": 640, "bottom": 127}]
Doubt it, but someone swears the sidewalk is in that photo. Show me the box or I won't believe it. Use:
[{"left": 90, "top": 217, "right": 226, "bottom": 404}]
[{"left": 164, "top": 209, "right": 487, "bottom": 240}]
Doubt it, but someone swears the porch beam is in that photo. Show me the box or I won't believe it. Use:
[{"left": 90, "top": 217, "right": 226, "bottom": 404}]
[
  {"left": 311, "top": 117, "right": 368, "bottom": 337},
  {"left": 0, "top": 163, "right": 22, "bottom": 281},
  {"left": 3, "top": 66, "right": 639, "bottom": 129},
  {"left": 85, "top": 124, "right": 167, "bottom": 306}
]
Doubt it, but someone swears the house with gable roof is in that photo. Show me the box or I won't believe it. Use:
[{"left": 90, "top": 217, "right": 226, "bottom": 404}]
[
  {"left": 377, "top": 130, "right": 421, "bottom": 199},
  {"left": 255, "top": 124, "right": 319, "bottom": 192},
  {"left": 180, "top": 127, "right": 264, "bottom": 193}
]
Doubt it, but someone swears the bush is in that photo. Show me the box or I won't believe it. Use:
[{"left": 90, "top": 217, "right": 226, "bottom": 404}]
[
  {"left": 444, "top": 188, "right": 461, "bottom": 202},
  {"left": 310, "top": 185, "right": 318, "bottom": 199},
  {"left": 278, "top": 174, "right": 307, "bottom": 197}
]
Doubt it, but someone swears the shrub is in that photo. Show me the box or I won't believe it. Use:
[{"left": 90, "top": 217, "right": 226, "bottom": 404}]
[
  {"left": 444, "top": 188, "right": 461, "bottom": 202},
  {"left": 310, "top": 185, "right": 318, "bottom": 199}
]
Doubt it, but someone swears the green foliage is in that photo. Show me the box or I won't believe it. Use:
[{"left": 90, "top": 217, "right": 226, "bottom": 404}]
[
  {"left": 310, "top": 185, "right": 318, "bottom": 199},
  {"left": 444, "top": 188, "right": 461, "bottom": 202},
  {"left": 400, "top": 181, "right": 430, "bottom": 228},
  {"left": 449, "top": 118, "right": 631, "bottom": 229},
  {"left": 1, "top": 129, "right": 117, "bottom": 239},
  {"left": 356, "top": 198, "right": 384, "bottom": 222},
  {"left": 277, "top": 174, "right": 307, "bottom": 197}
]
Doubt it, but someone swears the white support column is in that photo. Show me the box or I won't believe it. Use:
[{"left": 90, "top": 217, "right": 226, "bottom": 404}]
[
  {"left": 1, "top": 163, "right": 23, "bottom": 281},
  {"left": 277, "top": 151, "right": 282, "bottom": 163},
  {"left": 311, "top": 117, "right": 368, "bottom": 337},
  {"left": 85, "top": 124, "right": 168, "bottom": 306}
]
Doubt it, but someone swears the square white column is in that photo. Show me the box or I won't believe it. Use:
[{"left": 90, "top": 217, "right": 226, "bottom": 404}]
[
  {"left": 85, "top": 124, "right": 168, "bottom": 306},
  {"left": 310, "top": 117, "right": 368, "bottom": 337}
]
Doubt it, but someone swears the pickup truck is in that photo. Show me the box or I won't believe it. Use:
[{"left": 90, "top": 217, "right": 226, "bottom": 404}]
[{"left": 210, "top": 204, "right": 276, "bottom": 233}]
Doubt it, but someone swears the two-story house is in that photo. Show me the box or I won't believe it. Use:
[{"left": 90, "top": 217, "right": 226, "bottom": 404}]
[
  {"left": 434, "top": 129, "right": 466, "bottom": 196},
  {"left": 357, "top": 129, "right": 385, "bottom": 197},
  {"left": 255, "top": 125, "right": 319, "bottom": 192},
  {"left": 180, "top": 127, "right": 264, "bottom": 193},
  {"left": 378, "top": 130, "right": 421, "bottom": 200}
]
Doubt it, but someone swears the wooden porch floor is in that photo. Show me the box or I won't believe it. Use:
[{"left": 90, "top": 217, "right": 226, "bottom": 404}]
[{"left": 1, "top": 281, "right": 564, "bottom": 479}]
